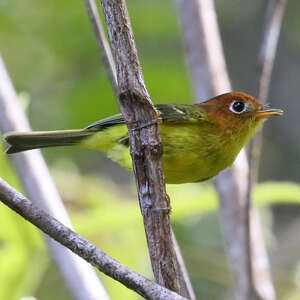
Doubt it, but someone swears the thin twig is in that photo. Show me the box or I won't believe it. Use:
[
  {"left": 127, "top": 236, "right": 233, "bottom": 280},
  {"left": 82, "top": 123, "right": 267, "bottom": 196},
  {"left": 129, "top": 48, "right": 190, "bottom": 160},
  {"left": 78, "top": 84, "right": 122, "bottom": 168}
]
[
  {"left": 246, "top": 2, "right": 288, "bottom": 298},
  {"left": 0, "top": 177, "right": 188, "bottom": 300},
  {"left": 175, "top": 0, "right": 275, "bottom": 299},
  {"left": 171, "top": 230, "right": 196, "bottom": 300},
  {"left": 83, "top": 0, "right": 118, "bottom": 93},
  {"left": 271, "top": 217, "right": 300, "bottom": 296},
  {"left": 0, "top": 57, "right": 110, "bottom": 300},
  {"left": 248, "top": 0, "right": 288, "bottom": 190},
  {"left": 83, "top": 0, "right": 194, "bottom": 297}
]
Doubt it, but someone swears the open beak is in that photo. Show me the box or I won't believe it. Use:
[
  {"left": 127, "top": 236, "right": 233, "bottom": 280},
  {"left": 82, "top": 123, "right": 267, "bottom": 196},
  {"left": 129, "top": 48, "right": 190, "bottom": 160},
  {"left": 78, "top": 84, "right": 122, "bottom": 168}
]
[{"left": 256, "top": 108, "right": 283, "bottom": 119}]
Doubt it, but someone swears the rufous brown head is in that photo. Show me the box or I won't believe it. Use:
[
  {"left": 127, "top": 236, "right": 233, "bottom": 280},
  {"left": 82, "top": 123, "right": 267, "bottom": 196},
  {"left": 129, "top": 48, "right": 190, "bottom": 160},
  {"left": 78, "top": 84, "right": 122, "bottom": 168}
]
[{"left": 198, "top": 92, "right": 283, "bottom": 132}]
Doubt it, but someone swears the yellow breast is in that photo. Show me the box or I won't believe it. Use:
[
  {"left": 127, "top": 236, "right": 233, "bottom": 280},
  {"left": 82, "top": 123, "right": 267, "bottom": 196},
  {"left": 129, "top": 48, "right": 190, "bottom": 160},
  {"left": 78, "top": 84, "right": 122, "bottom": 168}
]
[{"left": 80, "top": 122, "right": 237, "bottom": 184}]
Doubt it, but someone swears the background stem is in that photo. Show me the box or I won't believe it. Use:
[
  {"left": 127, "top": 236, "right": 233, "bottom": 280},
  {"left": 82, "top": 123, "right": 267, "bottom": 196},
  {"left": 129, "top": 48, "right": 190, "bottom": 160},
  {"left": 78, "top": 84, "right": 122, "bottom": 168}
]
[{"left": 0, "top": 57, "right": 110, "bottom": 300}]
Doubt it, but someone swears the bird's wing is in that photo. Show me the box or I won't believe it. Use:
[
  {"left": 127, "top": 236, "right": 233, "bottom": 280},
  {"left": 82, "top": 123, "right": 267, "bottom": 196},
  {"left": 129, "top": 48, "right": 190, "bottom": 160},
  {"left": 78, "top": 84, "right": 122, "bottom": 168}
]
[
  {"left": 85, "top": 104, "right": 204, "bottom": 131},
  {"left": 85, "top": 114, "right": 125, "bottom": 131},
  {"left": 155, "top": 104, "right": 204, "bottom": 123}
]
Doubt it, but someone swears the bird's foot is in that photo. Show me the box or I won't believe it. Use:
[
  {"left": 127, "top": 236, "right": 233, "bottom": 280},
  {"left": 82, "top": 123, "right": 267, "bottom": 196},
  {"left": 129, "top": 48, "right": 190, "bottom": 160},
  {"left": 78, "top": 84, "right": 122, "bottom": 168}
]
[
  {"left": 129, "top": 119, "right": 162, "bottom": 132},
  {"left": 152, "top": 194, "right": 172, "bottom": 215}
]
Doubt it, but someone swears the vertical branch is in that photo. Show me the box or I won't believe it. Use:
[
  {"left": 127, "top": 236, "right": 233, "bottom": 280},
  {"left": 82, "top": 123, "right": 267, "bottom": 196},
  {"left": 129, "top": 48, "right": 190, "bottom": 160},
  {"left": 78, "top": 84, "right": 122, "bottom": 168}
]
[
  {"left": 247, "top": 1, "right": 288, "bottom": 297},
  {"left": 248, "top": 0, "right": 288, "bottom": 189},
  {"left": 175, "top": 0, "right": 275, "bottom": 299},
  {"left": 175, "top": 0, "right": 231, "bottom": 100},
  {"left": 0, "top": 57, "right": 110, "bottom": 300},
  {"left": 256, "top": 0, "right": 288, "bottom": 104},
  {"left": 84, "top": 0, "right": 194, "bottom": 297},
  {"left": 98, "top": 1, "right": 194, "bottom": 298}
]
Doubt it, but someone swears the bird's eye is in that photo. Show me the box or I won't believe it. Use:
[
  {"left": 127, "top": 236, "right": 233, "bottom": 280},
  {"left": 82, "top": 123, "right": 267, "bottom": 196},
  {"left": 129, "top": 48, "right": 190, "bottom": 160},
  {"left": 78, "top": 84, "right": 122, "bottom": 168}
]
[{"left": 229, "top": 101, "right": 248, "bottom": 114}]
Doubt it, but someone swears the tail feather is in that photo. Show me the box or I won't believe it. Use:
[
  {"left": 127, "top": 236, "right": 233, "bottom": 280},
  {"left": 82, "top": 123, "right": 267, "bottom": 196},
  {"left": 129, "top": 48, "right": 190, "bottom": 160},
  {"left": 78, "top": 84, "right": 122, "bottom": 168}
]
[{"left": 4, "top": 130, "right": 93, "bottom": 154}]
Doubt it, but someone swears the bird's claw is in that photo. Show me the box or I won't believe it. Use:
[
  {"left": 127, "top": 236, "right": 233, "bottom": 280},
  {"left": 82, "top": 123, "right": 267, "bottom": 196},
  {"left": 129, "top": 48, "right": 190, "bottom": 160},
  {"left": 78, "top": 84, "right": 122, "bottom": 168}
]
[{"left": 152, "top": 194, "right": 172, "bottom": 215}]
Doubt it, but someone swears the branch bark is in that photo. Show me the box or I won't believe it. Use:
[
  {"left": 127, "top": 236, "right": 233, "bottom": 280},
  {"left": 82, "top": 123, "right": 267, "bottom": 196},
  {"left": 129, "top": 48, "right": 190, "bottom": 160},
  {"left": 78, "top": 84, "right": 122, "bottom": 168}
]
[
  {"left": 97, "top": 0, "right": 195, "bottom": 297},
  {"left": 0, "top": 177, "right": 188, "bottom": 300},
  {"left": 83, "top": 0, "right": 194, "bottom": 297},
  {"left": 0, "top": 57, "right": 110, "bottom": 300},
  {"left": 175, "top": 0, "right": 275, "bottom": 299}
]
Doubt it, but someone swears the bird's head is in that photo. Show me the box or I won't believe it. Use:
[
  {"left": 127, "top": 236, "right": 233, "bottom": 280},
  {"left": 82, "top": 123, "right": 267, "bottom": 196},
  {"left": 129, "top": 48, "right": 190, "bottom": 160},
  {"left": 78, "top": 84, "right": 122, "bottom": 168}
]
[{"left": 199, "top": 92, "right": 283, "bottom": 134}]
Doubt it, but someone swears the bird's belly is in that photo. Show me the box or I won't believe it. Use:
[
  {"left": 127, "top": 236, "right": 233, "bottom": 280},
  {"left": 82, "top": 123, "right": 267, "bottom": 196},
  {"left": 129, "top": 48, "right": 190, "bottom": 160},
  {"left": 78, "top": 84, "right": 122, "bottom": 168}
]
[
  {"left": 162, "top": 158, "right": 216, "bottom": 184},
  {"left": 107, "top": 144, "right": 222, "bottom": 184},
  {"left": 159, "top": 125, "right": 225, "bottom": 183},
  {"left": 85, "top": 123, "right": 232, "bottom": 184}
]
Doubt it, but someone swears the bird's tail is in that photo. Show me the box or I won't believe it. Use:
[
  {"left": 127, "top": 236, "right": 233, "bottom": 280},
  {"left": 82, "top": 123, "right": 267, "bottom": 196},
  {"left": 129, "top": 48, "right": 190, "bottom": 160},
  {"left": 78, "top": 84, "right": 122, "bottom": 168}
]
[{"left": 4, "top": 129, "right": 93, "bottom": 154}]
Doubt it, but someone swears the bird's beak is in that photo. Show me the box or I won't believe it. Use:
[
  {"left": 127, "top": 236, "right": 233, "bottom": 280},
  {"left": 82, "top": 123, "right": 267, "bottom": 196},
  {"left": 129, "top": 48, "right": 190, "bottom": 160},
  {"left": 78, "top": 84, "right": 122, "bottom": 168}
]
[{"left": 256, "top": 108, "right": 283, "bottom": 119}]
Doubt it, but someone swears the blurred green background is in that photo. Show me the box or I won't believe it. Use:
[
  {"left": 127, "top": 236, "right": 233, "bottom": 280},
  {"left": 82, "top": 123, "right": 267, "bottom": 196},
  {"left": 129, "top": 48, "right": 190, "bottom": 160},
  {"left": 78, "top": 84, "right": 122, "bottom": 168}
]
[{"left": 1, "top": 0, "right": 300, "bottom": 299}]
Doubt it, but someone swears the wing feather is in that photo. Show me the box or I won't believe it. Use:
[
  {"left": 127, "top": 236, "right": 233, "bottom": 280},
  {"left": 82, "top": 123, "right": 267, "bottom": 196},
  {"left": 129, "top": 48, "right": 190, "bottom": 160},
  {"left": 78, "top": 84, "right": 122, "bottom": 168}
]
[{"left": 85, "top": 104, "right": 204, "bottom": 131}]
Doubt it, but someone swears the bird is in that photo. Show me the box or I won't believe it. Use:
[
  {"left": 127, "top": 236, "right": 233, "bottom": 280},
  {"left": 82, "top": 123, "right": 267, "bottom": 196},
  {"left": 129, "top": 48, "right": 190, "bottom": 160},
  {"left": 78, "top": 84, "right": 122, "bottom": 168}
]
[{"left": 4, "top": 92, "right": 282, "bottom": 184}]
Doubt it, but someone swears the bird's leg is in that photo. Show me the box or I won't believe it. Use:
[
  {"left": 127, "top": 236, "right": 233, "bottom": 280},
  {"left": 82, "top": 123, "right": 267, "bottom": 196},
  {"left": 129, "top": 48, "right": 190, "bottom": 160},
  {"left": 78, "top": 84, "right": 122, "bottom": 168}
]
[
  {"left": 128, "top": 118, "right": 170, "bottom": 214},
  {"left": 152, "top": 194, "right": 172, "bottom": 215},
  {"left": 165, "top": 193, "right": 172, "bottom": 215},
  {"left": 128, "top": 118, "right": 162, "bottom": 132}
]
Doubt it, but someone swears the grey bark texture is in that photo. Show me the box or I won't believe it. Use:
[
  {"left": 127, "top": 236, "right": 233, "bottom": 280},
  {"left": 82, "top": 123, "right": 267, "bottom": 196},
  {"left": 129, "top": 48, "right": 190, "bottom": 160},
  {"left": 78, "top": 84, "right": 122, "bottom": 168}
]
[
  {"left": 175, "top": 0, "right": 276, "bottom": 299},
  {"left": 99, "top": 0, "right": 195, "bottom": 298},
  {"left": 0, "top": 57, "right": 110, "bottom": 300},
  {"left": 248, "top": 0, "right": 288, "bottom": 188},
  {"left": 246, "top": 1, "right": 287, "bottom": 297},
  {"left": 85, "top": 0, "right": 196, "bottom": 296}
]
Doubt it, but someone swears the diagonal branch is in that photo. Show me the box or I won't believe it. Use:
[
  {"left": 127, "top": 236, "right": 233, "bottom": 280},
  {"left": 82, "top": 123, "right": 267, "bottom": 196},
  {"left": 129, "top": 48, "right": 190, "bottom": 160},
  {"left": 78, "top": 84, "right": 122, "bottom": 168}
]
[
  {"left": 0, "top": 56, "right": 110, "bottom": 300},
  {"left": 96, "top": 0, "right": 194, "bottom": 297},
  {"left": 175, "top": 0, "right": 275, "bottom": 299},
  {"left": 83, "top": 0, "right": 194, "bottom": 297},
  {"left": 0, "top": 177, "right": 188, "bottom": 300}
]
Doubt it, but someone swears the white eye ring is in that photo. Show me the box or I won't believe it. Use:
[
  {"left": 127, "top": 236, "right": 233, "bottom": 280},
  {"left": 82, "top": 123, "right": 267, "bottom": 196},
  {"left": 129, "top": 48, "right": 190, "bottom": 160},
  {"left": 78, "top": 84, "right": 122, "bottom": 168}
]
[{"left": 229, "top": 100, "right": 248, "bottom": 114}]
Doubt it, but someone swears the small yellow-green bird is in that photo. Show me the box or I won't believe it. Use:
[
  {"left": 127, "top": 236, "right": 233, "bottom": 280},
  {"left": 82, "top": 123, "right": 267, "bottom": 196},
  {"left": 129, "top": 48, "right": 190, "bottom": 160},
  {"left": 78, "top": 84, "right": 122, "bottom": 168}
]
[{"left": 4, "top": 92, "right": 282, "bottom": 184}]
